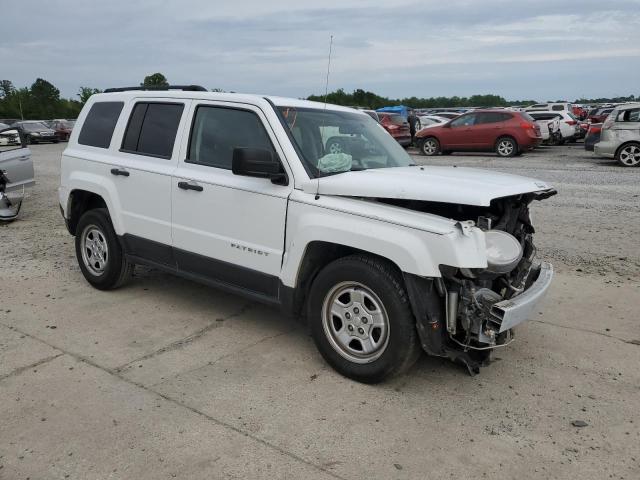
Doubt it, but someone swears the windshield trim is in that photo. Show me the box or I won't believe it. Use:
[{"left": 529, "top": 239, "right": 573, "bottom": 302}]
[{"left": 265, "top": 97, "right": 318, "bottom": 179}]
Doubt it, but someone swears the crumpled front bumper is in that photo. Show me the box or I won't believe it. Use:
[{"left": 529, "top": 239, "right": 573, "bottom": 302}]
[{"left": 490, "top": 262, "right": 554, "bottom": 333}]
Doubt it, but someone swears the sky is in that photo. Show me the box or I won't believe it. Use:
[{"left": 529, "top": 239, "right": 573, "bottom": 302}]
[{"left": 1, "top": 0, "right": 639, "bottom": 102}]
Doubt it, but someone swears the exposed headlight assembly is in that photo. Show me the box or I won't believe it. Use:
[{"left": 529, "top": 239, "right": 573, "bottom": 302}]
[{"left": 484, "top": 230, "right": 523, "bottom": 274}]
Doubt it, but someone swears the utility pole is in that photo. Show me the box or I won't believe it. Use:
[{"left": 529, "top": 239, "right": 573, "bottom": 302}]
[{"left": 18, "top": 92, "right": 24, "bottom": 120}]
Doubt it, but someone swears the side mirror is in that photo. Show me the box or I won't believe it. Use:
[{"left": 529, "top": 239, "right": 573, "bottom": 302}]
[{"left": 232, "top": 148, "right": 288, "bottom": 185}]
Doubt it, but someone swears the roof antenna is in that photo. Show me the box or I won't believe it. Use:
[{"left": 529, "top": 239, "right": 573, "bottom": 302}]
[
  {"left": 323, "top": 35, "right": 333, "bottom": 109},
  {"left": 316, "top": 35, "right": 333, "bottom": 200}
]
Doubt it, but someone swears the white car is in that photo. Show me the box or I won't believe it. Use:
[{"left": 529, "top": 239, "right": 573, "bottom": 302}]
[
  {"left": 526, "top": 113, "right": 561, "bottom": 144},
  {"left": 527, "top": 111, "right": 579, "bottom": 143},
  {"left": 417, "top": 115, "right": 449, "bottom": 130},
  {"left": 59, "top": 86, "right": 555, "bottom": 382},
  {"left": 526, "top": 102, "right": 572, "bottom": 113}
]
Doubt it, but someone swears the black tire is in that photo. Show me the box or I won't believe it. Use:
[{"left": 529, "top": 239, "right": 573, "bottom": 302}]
[
  {"left": 74, "top": 208, "right": 133, "bottom": 290},
  {"left": 307, "top": 254, "right": 421, "bottom": 383},
  {"left": 495, "top": 137, "right": 517, "bottom": 157},
  {"left": 616, "top": 142, "right": 640, "bottom": 167},
  {"left": 419, "top": 137, "right": 440, "bottom": 156},
  {"left": 53, "top": 139, "right": 60, "bottom": 144}
]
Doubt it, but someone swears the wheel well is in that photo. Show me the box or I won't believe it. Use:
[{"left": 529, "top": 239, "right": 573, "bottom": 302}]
[
  {"left": 290, "top": 241, "right": 403, "bottom": 319},
  {"left": 66, "top": 190, "right": 107, "bottom": 235},
  {"left": 615, "top": 141, "right": 640, "bottom": 158}
]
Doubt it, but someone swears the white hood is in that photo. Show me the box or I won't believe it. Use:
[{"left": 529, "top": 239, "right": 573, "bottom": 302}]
[{"left": 303, "top": 166, "right": 552, "bottom": 206}]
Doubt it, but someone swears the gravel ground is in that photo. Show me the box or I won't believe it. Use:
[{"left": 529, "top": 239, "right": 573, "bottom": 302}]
[{"left": 1, "top": 143, "right": 639, "bottom": 480}]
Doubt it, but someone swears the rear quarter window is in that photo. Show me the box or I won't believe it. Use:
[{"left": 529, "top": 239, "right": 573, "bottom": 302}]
[
  {"left": 121, "top": 102, "right": 184, "bottom": 159},
  {"left": 618, "top": 108, "right": 640, "bottom": 122},
  {"left": 78, "top": 102, "right": 124, "bottom": 148}
]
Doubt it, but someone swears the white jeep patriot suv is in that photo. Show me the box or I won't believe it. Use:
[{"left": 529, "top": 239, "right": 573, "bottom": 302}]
[{"left": 59, "top": 85, "right": 555, "bottom": 383}]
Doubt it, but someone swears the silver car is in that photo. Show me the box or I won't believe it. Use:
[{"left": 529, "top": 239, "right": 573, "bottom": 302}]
[
  {"left": 594, "top": 103, "right": 640, "bottom": 167},
  {"left": 0, "top": 126, "right": 34, "bottom": 221}
]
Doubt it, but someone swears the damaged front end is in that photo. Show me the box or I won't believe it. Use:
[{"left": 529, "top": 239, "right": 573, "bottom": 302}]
[{"left": 395, "top": 189, "right": 556, "bottom": 374}]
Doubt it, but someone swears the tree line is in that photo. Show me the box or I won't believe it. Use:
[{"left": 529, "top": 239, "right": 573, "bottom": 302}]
[
  {"left": 0, "top": 73, "right": 170, "bottom": 121},
  {"left": 2, "top": 74, "right": 637, "bottom": 121},
  {"left": 307, "top": 88, "right": 638, "bottom": 109}
]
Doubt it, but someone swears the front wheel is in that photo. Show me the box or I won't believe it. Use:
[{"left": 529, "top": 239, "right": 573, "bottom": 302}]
[
  {"left": 495, "top": 137, "right": 517, "bottom": 157},
  {"left": 616, "top": 143, "right": 640, "bottom": 167},
  {"left": 308, "top": 255, "right": 421, "bottom": 383},
  {"left": 419, "top": 137, "right": 440, "bottom": 156},
  {"left": 75, "top": 208, "right": 133, "bottom": 290}
]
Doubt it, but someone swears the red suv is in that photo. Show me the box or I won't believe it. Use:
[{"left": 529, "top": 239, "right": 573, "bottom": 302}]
[
  {"left": 416, "top": 110, "right": 542, "bottom": 157},
  {"left": 378, "top": 113, "right": 411, "bottom": 147}
]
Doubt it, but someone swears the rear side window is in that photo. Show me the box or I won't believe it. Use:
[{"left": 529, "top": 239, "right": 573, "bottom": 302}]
[
  {"left": 78, "top": 102, "right": 124, "bottom": 148},
  {"left": 551, "top": 105, "right": 565, "bottom": 111},
  {"left": 618, "top": 108, "right": 640, "bottom": 122},
  {"left": 187, "top": 106, "right": 275, "bottom": 170},
  {"left": 121, "top": 102, "right": 184, "bottom": 158}
]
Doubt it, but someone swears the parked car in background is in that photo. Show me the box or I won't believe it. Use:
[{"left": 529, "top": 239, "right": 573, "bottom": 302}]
[
  {"left": 588, "top": 107, "right": 614, "bottom": 124},
  {"left": 14, "top": 121, "right": 59, "bottom": 144},
  {"left": 594, "top": 103, "right": 640, "bottom": 166},
  {"left": 527, "top": 111, "right": 579, "bottom": 143},
  {"left": 378, "top": 113, "right": 411, "bottom": 147},
  {"left": 0, "top": 124, "right": 21, "bottom": 146},
  {"left": 416, "top": 110, "right": 542, "bottom": 157},
  {"left": 526, "top": 102, "right": 572, "bottom": 113},
  {"left": 529, "top": 114, "right": 561, "bottom": 145},
  {"left": 0, "top": 126, "right": 34, "bottom": 221},
  {"left": 431, "top": 112, "right": 461, "bottom": 120},
  {"left": 48, "top": 119, "right": 75, "bottom": 141},
  {"left": 584, "top": 123, "right": 602, "bottom": 152},
  {"left": 417, "top": 115, "right": 448, "bottom": 130}
]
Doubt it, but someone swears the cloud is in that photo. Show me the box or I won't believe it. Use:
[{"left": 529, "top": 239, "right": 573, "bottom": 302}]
[{"left": 1, "top": 0, "right": 639, "bottom": 100}]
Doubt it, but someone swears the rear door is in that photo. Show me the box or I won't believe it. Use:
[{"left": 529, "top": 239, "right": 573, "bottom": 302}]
[
  {"left": 471, "top": 112, "right": 510, "bottom": 148},
  {"left": 0, "top": 127, "right": 33, "bottom": 192},
  {"left": 611, "top": 107, "right": 640, "bottom": 143}
]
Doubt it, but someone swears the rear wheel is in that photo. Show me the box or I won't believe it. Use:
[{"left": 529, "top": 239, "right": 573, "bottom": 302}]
[
  {"left": 308, "top": 255, "right": 421, "bottom": 383},
  {"left": 419, "top": 137, "right": 440, "bottom": 156},
  {"left": 616, "top": 143, "right": 640, "bottom": 167},
  {"left": 75, "top": 208, "right": 133, "bottom": 290},
  {"left": 495, "top": 137, "right": 517, "bottom": 157}
]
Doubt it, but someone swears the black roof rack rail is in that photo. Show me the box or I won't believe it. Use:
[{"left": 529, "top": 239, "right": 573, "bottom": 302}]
[{"left": 103, "top": 85, "right": 208, "bottom": 93}]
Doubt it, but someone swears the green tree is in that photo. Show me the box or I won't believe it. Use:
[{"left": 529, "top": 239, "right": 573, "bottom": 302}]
[
  {"left": 141, "top": 73, "right": 169, "bottom": 87},
  {"left": 0, "top": 80, "right": 15, "bottom": 98},
  {"left": 78, "top": 86, "right": 102, "bottom": 104}
]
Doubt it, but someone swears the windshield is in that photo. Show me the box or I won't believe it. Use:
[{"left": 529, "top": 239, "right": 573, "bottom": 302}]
[{"left": 277, "top": 107, "right": 413, "bottom": 177}]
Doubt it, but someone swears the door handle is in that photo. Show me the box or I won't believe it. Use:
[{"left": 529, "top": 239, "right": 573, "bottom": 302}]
[
  {"left": 177, "top": 181, "right": 203, "bottom": 192},
  {"left": 110, "top": 168, "right": 130, "bottom": 177}
]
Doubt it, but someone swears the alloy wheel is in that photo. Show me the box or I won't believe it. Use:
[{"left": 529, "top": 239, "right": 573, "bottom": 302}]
[
  {"left": 497, "top": 139, "right": 515, "bottom": 156},
  {"left": 618, "top": 145, "right": 640, "bottom": 166}
]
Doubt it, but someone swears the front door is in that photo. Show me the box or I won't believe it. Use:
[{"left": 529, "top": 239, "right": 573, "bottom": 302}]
[
  {"left": 171, "top": 102, "right": 291, "bottom": 299},
  {"left": 444, "top": 113, "right": 478, "bottom": 149}
]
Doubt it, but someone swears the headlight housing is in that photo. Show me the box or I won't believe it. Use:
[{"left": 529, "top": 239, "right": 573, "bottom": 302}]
[{"left": 484, "top": 230, "right": 523, "bottom": 274}]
